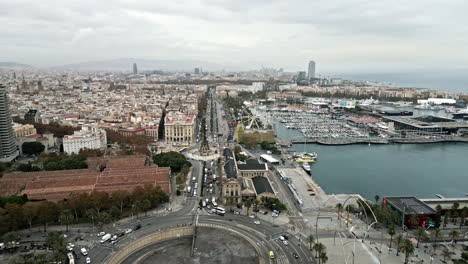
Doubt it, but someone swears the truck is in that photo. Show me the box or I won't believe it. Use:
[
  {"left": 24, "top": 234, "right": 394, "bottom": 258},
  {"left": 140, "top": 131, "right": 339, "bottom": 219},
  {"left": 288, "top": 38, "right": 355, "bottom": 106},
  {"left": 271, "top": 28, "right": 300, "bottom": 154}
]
[{"left": 100, "top": 234, "right": 111, "bottom": 243}]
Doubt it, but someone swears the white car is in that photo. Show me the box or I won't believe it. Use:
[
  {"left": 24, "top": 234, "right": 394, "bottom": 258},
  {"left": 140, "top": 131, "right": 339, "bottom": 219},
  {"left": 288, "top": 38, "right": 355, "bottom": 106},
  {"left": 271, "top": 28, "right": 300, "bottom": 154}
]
[
  {"left": 248, "top": 214, "right": 255, "bottom": 219},
  {"left": 254, "top": 221, "right": 261, "bottom": 225},
  {"left": 97, "top": 232, "right": 105, "bottom": 237},
  {"left": 124, "top": 229, "right": 132, "bottom": 234},
  {"left": 279, "top": 236, "right": 285, "bottom": 241},
  {"left": 86, "top": 257, "right": 91, "bottom": 263},
  {"left": 111, "top": 235, "right": 118, "bottom": 241},
  {"left": 282, "top": 240, "right": 289, "bottom": 246}
]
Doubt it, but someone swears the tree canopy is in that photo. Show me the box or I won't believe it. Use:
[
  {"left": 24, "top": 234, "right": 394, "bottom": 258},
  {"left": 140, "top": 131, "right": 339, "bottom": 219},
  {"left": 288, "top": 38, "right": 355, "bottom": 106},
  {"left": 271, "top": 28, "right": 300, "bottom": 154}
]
[
  {"left": 22, "top": 142, "right": 45, "bottom": 156},
  {"left": 153, "top": 151, "right": 191, "bottom": 172}
]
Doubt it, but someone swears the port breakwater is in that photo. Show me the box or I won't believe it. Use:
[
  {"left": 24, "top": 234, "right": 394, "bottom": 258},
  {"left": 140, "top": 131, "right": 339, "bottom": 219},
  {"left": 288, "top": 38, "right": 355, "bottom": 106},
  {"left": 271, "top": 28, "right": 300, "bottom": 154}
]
[{"left": 291, "top": 137, "right": 468, "bottom": 145}]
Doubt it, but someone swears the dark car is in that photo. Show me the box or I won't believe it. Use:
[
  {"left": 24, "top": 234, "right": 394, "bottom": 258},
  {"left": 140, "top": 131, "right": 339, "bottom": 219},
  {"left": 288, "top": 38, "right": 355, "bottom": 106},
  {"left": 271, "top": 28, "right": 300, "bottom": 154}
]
[
  {"left": 293, "top": 253, "right": 299, "bottom": 259},
  {"left": 283, "top": 235, "right": 289, "bottom": 240},
  {"left": 116, "top": 232, "right": 125, "bottom": 237},
  {"left": 135, "top": 224, "right": 142, "bottom": 230}
]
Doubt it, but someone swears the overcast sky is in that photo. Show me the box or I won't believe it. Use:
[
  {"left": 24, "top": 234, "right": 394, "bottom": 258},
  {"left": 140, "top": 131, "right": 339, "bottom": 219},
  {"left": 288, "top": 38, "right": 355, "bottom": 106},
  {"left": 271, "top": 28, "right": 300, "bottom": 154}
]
[{"left": 1, "top": 0, "right": 467, "bottom": 72}]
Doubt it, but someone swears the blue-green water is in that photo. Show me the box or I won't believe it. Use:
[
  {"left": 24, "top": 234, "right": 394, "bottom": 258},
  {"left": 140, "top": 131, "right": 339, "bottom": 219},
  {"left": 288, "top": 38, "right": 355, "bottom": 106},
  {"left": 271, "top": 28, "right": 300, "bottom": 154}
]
[{"left": 276, "top": 123, "right": 468, "bottom": 200}]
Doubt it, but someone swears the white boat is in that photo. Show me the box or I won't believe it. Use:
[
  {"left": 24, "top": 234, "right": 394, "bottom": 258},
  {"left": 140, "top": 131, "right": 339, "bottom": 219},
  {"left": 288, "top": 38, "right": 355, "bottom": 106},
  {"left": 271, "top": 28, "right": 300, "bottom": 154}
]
[
  {"left": 302, "top": 162, "right": 311, "bottom": 174},
  {"left": 306, "top": 152, "right": 318, "bottom": 160}
]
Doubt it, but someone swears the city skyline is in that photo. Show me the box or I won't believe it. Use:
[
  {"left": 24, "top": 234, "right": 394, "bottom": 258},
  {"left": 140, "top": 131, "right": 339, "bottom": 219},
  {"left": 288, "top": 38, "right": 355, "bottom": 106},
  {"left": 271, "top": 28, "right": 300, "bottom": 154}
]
[{"left": 1, "top": 1, "right": 468, "bottom": 72}]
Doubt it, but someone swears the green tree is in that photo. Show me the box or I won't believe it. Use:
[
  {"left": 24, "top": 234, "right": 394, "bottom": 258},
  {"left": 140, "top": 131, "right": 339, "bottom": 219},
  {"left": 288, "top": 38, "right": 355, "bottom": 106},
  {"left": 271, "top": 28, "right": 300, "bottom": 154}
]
[
  {"left": 319, "top": 251, "right": 328, "bottom": 264},
  {"left": 111, "top": 190, "right": 129, "bottom": 214},
  {"left": 413, "top": 226, "right": 428, "bottom": 248},
  {"left": 5, "top": 203, "right": 24, "bottom": 231},
  {"left": 460, "top": 206, "right": 468, "bottom": 228},
  {"left": 23, "top": 202, "right": 38, "bottom": 231},
  {"left": 400, "top": 239, "right": 415, "bottom": 264},
  {"left": 448, "top": 230, "right": 459, "bottom": 242},
  {"left": 59, "top": 209, "right": 74, "bottom": 232},
  {"left": 308, "top": 235, "right": 315, "bottom": 250},
  {"left": 395, "top": 234, "right": 403, "bottom": 256},
  {"left": 141, "top": 199, "right": 152, "bottom": 216},
  {"left": 22, "top": 142, "right": 45, "bottom": 155},
  {"left": 409, "top": 213, "right": 419, "bottom": 228},
  {"left": 388, "top": 226, "right": 396, "bottom": 248},
  {"left": 153, "top": 151, "right": 191, "bottom": 172},
  {"left": 444, "top": 211, "right": 451, "bottom": 227},
  {"left": 46, "top": 232, "right": 67, "bottom": 262},
  {"left": 17, "top": 162, "right": 41, "bottom": 172},
  {"left": 37, "top": 201, "right": 58, "bottom": 232},
  {"left": 430, "top": 229, "right": 441, "bottom": 253},
  {"left": 335, "top": 203, "right": 343, "bottom": 220},
  {"left": 3, "top": 231, "right": 20, "bottom": 244},
  {"left": 313, "top": 242, "right": 325, "bottom": 259},
  {"left": 374, "top": 195, "right": 380, "bottom": 205}
]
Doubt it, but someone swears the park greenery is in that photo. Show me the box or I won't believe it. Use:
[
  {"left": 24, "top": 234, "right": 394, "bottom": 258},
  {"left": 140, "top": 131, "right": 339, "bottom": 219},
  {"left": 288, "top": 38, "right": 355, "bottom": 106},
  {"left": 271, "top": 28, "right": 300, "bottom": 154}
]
[
  {"left": 153, "top": 151, "right": 191, "bottom": 172},
  {"left": 260, "top": 141, "right": 281, "bottom": 154},
  {"left": 0, "top": 185, "right": 168, "bottom": 235},
  {"left": 43, "top": 153, "right": 88, "bottom": 171},
  {"left": 21, "top": 142, "right": 45, "bottom": 156}
]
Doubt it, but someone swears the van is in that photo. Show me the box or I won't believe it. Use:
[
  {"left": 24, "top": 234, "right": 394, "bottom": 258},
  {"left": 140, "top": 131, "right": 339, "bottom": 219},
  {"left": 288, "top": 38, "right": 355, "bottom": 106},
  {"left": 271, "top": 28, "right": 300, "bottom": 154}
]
[
  {"left": 269, "top": 251, "right": 275, "bottom": 259},
  {"left": 100, "top": 234, "right": 111, "bottom": 243},
  {"left": 80, "top": 248, "right": 88, "bottom": 256}
]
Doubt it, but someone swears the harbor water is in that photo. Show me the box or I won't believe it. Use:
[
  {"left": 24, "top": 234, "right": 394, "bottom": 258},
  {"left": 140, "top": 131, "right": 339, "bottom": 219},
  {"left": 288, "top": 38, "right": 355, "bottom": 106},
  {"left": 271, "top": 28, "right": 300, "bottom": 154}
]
[{"left": 277, "top": 123, "right": 468, "bottom": 200}]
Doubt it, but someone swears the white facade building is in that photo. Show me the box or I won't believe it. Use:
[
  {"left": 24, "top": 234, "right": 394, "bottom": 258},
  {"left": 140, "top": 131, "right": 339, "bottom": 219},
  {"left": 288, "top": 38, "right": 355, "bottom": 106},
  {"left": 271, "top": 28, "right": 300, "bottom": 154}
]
[{"left": 63, "top": 126, "right": 107, "bottom": 155}]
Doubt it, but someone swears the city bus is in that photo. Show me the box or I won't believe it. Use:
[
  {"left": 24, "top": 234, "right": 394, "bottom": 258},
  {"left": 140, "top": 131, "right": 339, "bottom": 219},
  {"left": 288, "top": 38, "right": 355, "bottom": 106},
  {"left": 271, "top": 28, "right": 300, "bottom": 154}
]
[
  {"left": 67, "top": 252, "right": 75, "bottom": 264},
  {"left": 269, "top": 251, "right": 275, "bottom": 259}
]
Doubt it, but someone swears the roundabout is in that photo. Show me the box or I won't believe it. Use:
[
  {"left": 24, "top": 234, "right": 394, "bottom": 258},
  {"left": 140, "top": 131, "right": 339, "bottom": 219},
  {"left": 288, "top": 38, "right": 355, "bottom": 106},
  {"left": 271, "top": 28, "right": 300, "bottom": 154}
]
[
  {"left": 100, "top": 213, "right": 313, "bottom": 264},
  {"left": 120, "top": 227, "right": 258, "bottom": 264}
]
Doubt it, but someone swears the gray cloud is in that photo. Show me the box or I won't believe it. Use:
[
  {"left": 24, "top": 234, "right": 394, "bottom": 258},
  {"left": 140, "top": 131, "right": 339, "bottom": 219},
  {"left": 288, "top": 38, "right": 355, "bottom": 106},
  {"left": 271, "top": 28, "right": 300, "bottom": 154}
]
[{"left": 0, "top": 0, "right": 467, "bottom": 71}]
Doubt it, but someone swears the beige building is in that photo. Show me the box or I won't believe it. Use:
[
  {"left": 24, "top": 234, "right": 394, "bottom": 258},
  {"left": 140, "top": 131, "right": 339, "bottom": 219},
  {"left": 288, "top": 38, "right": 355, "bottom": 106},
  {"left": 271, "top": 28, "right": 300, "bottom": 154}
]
[
  {"left": 164, "top": 112, "right": 196, "bottom": 145},
  {"left": 13, "top": 123, "right": 37, "bottom": 138}
]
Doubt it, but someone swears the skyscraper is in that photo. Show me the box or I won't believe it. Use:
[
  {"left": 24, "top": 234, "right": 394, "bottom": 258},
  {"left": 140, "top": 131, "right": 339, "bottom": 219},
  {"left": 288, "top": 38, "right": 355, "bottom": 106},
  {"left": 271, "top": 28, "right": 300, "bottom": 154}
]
[
  {"left": 133, "top": 63, "right": 138, "bottom": 74},
  {"left": 308, "top": 60, "right": 316, "bottom": 80},
  {"left": 0, "top": 85, "right": 19, "bottom": 162}
]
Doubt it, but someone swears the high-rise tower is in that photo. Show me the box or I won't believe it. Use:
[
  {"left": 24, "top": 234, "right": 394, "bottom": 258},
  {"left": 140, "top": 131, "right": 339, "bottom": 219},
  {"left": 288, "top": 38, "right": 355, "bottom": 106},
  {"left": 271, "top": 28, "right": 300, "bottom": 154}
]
[
  {"left": 0, "top": 85, "right": 18, "bottom": 162},
  {"left": 133, "top": 63, "right": 138, "bottom": 74},
  {"left": 308, "top": 60, "right": 316, "bottom": 80}
]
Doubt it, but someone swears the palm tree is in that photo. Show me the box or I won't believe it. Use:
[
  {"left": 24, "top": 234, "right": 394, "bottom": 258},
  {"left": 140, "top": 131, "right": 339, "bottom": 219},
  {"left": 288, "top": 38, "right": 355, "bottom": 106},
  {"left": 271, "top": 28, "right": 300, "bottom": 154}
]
[
  {"left": 319, "top": 251, "right": 328, "bottom": 264},
  {"left": 430, "top": 229, "right": 441, "bottom": 254},
  {"left": 313, "top": 242, "right": 325, "bottom": 259},
  {"left": 308, "top": 234, "right": 315, "bottom": 251},
  {"left": 388, "top": 226, "right": 396, "bottom": 248},
  {"left": 452, "top": 210, "right": 459, "bottom": 225},
  {"left": 444, "top": 210, "right": 451, "bottom": 227},
  {"left": 374, "top": 195, "right": 380, "bottom": 205},
  {"left": 448, "top": 230, "right": 459, "bottom": 243},
  {"left": 335, "top": 203, "right": 343, "bottom": 220},
  {"left": 413, "top": 226, "right": 427, "bottom": 248},
  {"left": 400, "top": 239, "right": 415, "bottom": 264},
  {"left": 395, "top": 234, "right": 403, "bottom": 256},
  {"left": 409, "top": 213, "right": 419, "bottom": 228},
  {"left": 435, "top": 204, "right": 442, "bottom": 215},
  {"left": 460, "top": 206, "right": 468, "bottom": 228},
  {"left": 345, "top": 204, "right": 355, "bottom": 227}
]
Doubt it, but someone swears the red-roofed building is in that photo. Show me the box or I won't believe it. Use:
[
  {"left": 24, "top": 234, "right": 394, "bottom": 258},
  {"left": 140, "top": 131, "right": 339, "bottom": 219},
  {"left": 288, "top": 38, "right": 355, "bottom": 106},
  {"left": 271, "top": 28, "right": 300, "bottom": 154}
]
[{"left": 0, "top": 155, "right": 171, "bottom": 201}]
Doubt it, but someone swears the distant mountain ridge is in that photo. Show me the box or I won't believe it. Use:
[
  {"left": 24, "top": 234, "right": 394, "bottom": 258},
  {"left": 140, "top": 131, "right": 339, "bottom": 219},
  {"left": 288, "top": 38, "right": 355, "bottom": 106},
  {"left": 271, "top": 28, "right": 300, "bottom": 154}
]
[
  {"left": 0, "top": 62, "right": 33, "bottom": 69},
  {"left": 53, "top": 58, "right": 227, "bottom": 72}
]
